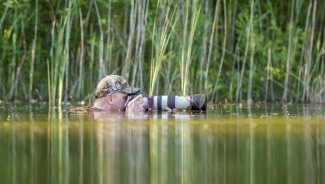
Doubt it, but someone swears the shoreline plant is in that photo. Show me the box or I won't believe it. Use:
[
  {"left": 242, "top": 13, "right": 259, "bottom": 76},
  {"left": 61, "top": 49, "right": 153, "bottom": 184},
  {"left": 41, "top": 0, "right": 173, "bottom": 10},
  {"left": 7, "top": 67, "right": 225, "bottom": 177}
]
[{"left": 0, "top": 0, "right": 324, "bottom": 104}]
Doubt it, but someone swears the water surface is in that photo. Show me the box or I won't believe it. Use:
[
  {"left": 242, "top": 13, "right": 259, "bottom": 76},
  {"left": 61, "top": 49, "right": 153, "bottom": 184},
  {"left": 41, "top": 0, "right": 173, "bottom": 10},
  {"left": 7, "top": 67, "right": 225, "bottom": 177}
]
[{"left": 1, "top": 103, "right": 325, "bottom": 184}]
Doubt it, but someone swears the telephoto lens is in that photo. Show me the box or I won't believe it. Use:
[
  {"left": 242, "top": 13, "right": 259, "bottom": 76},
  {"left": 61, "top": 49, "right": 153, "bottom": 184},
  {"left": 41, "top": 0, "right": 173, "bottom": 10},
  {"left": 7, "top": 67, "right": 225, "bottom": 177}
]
[
  {"left": 124, "top": 92, "right": 207, "bottom": 111},
  {"left": 143, "top": 94, "right": 207, "bottom": 111}
]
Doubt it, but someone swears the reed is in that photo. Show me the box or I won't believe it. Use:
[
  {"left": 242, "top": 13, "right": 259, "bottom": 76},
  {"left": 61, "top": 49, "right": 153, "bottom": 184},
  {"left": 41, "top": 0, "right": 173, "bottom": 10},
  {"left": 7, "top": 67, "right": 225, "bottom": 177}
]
[
  {"left": 320, "top": 29, "right": 325, "bottom": 101},
  {"left": 13, "top": 19, "right": 27, "bottom": 101},
  {"left": 63, "top": 0, "right": 73, "bottom": 107},
  {"left": 211, "top": 0, "right": 227, "bottom": 103},
  {"left": 296, "top": 1, "right": 318, "bottom": 102},
  {"left": 198, "top": 0, "right": 209, "bottom": 94},
  {"left": 149, "top": 0, "right": 177, "bottom": 96},
  {"left": 236, "top": 13, "right": 250, "bottom": 103},
  {"left": 93, "top": 0, "right": 105, "bottom": 81},
  {"left": 47, "top": 59, "right": 52, "bottom": 107},
  {"left": 179, "top": 0, "right": 201, "bottom": 96},
  {"left": 0, "top": 0, "right": 10, "bottom": 96},
  {"left": 246, "top": 0, "right": 256, "bottom": 105},
  {"left": 8, "top": 4, "right": 19, "bottom": 101},
  {"left": 282, "top": 18, "right": 293, "bottom": 103},
  {"left": 104, "top": 1, "right": 112, "bottom": 78},
  {"left": 76, "top": 8, "right": 84, "bottom": 100},
  {"left": 308, "top": 0, "right": 318, "bottom": 102},
  {"left": 265, "top": 48, "right": 271, "bottom": 102},
  {"left": 205, "top": 0, "right": 220, "bottom": 95},
  {"left": 0, "top": 0, "right": 10, "bottom": 30},
  {"left": 0, "top": 0, "right": 325, "bottom": 103},
  {"left": 122, "top": 0, "right": 136, "bottom": 80},
  {"left": 88, "top": 30, "right": 96, "bottom": 98},
  {"left": 29, "top": 0, "right": 38, "bottom": 102},
  {"left": 49, "top": 1, "right": 72, "bottom": 106},
  {"left": 131, "top": 0, "right": 148, "bottom": 90}
]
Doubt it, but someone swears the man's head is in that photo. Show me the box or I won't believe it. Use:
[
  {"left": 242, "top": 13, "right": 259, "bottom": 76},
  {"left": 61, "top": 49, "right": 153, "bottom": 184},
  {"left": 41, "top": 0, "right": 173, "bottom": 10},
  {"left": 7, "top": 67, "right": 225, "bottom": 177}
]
[
  {"left": 94, "top": 75, "right": 140, "bottom": 111},
  {"left": 95, "top": 75, "right": 140, "bottom": 98}
]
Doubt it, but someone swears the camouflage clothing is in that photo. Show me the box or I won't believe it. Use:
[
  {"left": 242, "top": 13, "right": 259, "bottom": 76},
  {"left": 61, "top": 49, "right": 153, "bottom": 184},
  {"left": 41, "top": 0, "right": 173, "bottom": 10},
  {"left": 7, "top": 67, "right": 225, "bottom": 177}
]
[
  {"left": 95, "top": 75, "right": 140, "bottom": 98},
  {"left": 68, "top": 105, "right": 102, "bottom": 113}
]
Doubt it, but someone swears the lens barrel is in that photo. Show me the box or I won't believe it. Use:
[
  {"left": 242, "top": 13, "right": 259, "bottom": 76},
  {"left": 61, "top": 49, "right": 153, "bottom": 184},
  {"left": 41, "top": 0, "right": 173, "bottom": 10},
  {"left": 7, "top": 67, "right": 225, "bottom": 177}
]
[{"left": 143, "top": 94, "right": 207, "bottom": 111}]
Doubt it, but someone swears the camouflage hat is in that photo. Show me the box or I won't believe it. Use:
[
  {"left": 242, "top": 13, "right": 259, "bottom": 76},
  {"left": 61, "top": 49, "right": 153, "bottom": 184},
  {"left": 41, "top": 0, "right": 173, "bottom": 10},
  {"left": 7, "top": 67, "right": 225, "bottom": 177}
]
[{"left": 95, "top": 75, "right": 140, "bottom": 98}]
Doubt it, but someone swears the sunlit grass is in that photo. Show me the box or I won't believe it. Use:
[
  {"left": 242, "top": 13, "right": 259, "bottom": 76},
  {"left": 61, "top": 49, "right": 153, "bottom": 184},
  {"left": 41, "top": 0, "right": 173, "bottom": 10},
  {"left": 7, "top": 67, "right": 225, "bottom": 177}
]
[
  {"left": 149, "top": 0, "right": 177, "bottom": 96},
  {"left": 0, "top": 0, "right": 324, "bottom": 104},
  {"left": 179, "top": 0, "right": 201, "bottom": 96}
]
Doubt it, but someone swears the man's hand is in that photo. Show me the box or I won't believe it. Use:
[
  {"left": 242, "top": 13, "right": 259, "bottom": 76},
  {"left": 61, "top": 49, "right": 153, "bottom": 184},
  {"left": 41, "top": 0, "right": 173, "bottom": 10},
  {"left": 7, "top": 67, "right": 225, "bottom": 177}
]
[
  {"left": 165, "top": 107, "right": 176, "bottom": 112},
  {"left": 125, "top": 94, "right": 144, "bottom": 113}
]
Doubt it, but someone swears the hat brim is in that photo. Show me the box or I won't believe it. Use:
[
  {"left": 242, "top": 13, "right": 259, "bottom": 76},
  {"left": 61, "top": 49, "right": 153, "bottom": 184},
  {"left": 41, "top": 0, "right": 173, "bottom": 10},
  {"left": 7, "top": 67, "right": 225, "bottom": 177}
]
[{"left": 120, "top": 86, "right": 140, "bottom": 94}]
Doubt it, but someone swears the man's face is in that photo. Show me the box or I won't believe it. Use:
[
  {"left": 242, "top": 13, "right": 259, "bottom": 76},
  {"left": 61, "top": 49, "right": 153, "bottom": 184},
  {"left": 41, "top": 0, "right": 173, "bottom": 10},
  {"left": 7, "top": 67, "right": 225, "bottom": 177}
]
[{"left": 111, "top": 92, "right": 128, "bottom": 111}]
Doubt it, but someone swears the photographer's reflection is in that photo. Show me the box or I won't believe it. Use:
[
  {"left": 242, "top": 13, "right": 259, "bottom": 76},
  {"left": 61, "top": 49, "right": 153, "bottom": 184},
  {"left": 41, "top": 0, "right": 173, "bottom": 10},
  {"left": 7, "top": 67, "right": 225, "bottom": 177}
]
[
  {"left": 93, "top": 109, "right": 206, "bottom": 121},
  {"left": 93, "top": 110, "right": 146, "bottom": 120},
  {"left": 95, "top": 116, "right": 149, "bottom": 183},
  {"left": 152, "top": 111, "right": 207, "bottom": 120}
]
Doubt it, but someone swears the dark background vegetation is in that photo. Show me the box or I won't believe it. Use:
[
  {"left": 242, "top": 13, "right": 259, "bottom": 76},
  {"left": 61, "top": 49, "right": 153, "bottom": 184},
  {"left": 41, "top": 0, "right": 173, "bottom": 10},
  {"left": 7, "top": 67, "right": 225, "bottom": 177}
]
[{"left": 0, "top": 0, "right": 324, "bottom": 105}]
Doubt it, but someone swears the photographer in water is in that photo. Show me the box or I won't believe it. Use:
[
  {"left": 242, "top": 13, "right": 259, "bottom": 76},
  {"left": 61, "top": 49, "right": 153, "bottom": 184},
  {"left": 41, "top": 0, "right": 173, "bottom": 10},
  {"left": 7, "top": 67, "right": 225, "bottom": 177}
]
[
  {"left": 92, "top": 75, "right": 146, "bottom": 112},
  {"left": 92, "top": 74, "right": 206, "bottom": 114}
]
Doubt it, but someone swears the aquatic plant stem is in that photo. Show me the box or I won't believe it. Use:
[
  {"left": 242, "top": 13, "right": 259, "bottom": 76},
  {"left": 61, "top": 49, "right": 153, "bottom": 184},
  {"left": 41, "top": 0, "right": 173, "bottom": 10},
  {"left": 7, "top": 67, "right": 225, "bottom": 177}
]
[
  {"left": 50, "top": 2, "right": 70, "bottom": 106},
  {"left": 236, "top": 11, "right": 251, "bottom": 103},
  {"left": 47, "top": 59, "right": 51, "bottom": 107},
  {"left": 247, "top": 0, "right": 255, "bottom": 105},
  {"left": 8, "top": 4, "right": 18, "bottom": 101},
  {"left": 180, "top": 0, "right": 201, "bottom": 96},
  {"left": 282, "top": 0, "right": 295, "bottom": 103},
  {"left": 94, "top": 0, "right": 105, "bottom": 80},
  {"left": 77, "top": 8, "right": 84, "bottom": 100},
  {"left": 104, "top": 0, "right": 112, "bottom": 75},
  {"left": 0, "top": 1, "right": 11, "bottom": 97},
  {"left": 122, "top": 0, "right": 136, "bottom": 80},
  {"left": 131, "top": 0, "right": 148, "bottom": 89},
  {"left": 265, "top": 48, "right": 271, "bottom": 102},
  {"left": 149, "top": 0, "right": 177, "bottom": 95},
  {"left": 320, "top": 29, "right": 325, "bottom": 101},
  {"left": 301, "top": 2, "right": 312, "bottom": 102},
  {"left": 0, "top": 0, "right": 9, "bottom": 31},
  {"left": 307, "top": 0, "right": 317, "bottom": 102},
  {"left": 64, "top": 0, "right": 72, "bottom": 107},
  {"left": 29, "top": 0, "right": 38, "bottom": 102},
  {"left": 198, "top": 0, "right": 209, "bottom": 94},
  {"left": 211, "top": 0, "right": 227, "bottom": 103},
  {"left": 13, "top": 26, "right": 27, "bottom": 101}
]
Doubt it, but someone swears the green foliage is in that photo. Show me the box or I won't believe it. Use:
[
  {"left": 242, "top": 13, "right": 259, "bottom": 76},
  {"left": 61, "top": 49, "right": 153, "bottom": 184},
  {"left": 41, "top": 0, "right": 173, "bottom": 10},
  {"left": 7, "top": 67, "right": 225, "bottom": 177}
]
[{"left": 0, "top": 0, "right": 324, "bottom": 104}]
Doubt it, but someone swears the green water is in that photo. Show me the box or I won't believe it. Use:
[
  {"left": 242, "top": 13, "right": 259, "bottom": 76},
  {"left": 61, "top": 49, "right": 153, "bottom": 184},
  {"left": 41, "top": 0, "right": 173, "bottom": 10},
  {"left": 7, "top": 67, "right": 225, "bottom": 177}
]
[{"left": 1, "top": 103, "right": 325, "bottom": 184}]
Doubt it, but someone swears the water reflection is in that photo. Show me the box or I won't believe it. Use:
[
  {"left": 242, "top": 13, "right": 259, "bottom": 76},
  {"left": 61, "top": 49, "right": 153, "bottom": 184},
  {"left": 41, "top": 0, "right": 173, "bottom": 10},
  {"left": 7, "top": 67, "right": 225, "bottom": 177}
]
[{"left": 0, "top": 104, "right": 325, "bottom": 184}]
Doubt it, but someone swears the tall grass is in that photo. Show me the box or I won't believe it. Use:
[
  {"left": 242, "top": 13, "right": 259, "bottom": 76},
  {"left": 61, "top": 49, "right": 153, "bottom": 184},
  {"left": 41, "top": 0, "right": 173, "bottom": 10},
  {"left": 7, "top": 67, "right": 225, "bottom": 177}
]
[
  {"left": 179, "top": 0, "right": 201, "bottom": 96},
  {"left": 93, "top": 0, "right": 105, "bottom": 81},
  {"left": 49, "top": 0, "right": 73, "bottom": 106},
  {"left": 247, "top": 0, "right": 256, "bottom": 105},
  {"left": 8, "top": 3, "right": 18, "bottom": 101},
  {"left": 29, "top": 0, "right": 38, "bottom": 102},
  {"left": 149, "top": 0, "right": 177, "bottom": 96},
  {"left": 205, "top": 0, "right": 220, "bottom": 95},
  {"left": 0, "top": 0, "right": 10, "bottom": 98},
  {"left": 211, "top": 0, "right": 227, "bottom": 103},
  {"left": 0, "top": 0, "right": 325, "bottom": 104},
  {"left": 76, "top": 8, "right": 84, "bottom": 100}
]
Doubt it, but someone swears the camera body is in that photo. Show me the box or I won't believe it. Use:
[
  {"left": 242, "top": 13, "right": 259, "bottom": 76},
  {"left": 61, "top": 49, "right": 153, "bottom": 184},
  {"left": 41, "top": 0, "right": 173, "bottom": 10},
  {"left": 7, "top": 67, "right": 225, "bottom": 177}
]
[{"left": 124, "top": 92, "right": 207, "bottom": 111}]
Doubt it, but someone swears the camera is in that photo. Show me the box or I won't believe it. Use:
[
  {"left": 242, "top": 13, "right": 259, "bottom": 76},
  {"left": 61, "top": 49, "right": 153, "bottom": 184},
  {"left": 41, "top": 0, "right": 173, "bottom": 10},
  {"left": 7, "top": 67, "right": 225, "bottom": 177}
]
[{"left": 124, "top": 92, "right": 207, "bottom": 111}]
